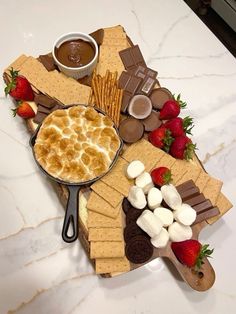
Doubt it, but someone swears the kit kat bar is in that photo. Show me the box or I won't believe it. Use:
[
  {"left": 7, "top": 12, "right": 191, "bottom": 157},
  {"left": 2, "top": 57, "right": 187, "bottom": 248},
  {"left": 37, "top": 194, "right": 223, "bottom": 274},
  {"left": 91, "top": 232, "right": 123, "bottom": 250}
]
[
  {"left": 176, "top": 180, "right": 195, "bottom": 193},
  {"left": 185, "top": 193, "right": 206, "bottom": 207},
  {"left": 180, "top": 186, "right": 200, "bottom": 202},
  {"left": 193, "top": 207, "right": 220, "bottom": 225},
  {"left": 193, "top": 199, "right": 213, "bottom": 214}
]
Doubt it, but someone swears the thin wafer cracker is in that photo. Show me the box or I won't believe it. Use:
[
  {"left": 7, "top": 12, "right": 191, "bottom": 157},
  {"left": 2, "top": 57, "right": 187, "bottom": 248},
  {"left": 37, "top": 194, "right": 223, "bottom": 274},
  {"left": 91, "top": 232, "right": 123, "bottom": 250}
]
[
  {"left": 155, "top": 153, "right": 176, "bottom": 169},
  {"left": 90, "top": 241, "right": 124, "bottom": 258},
  {"left": 207, "top": 192, "right": 233, "bottom": 224},
  {"left": 170, "top": 160, "right": 190, "bottom": 184},
  {"left": 87, "top": 210, "right": 122, "bottom": 228},
  {"left": 87, "top": 192, "right": 120, "bottom": 218},
  {"left": 195, "top": 170, "right": 211, "bottom": 192},
  {"left": 89, "top": 228, "right": 123, "bottom": 242},
  {"left": 5, "top": 54, "right": 28, "bottom": 73},
  {"left": 122, "top": 139, "right": 165, "bottom": 171},
  {"left": 202, "top": 177, "right": 223, "bottom": 205},
  {"left": 91, "top": 180, "right": 123, "bottom": 207},
  {"left": 176, "top": 165, "right": 201, "bottom": 185},
  {"left": 101, "top": 157, "right": 132, "bottom": 196},
  {"left": 95, "top": 257, "right": 130, "bottom": 274}
]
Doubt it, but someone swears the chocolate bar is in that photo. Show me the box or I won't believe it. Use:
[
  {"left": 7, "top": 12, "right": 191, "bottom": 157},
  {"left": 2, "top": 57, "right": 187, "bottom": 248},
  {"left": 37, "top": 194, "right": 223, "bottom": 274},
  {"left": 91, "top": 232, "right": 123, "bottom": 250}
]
[
  {"left": 193, "top": 207, "right": 220, "bottom": 225},
  {"left": 193, "top": 200, "right": 213, "bottom": 214},
  {"left": 185, "top": 193, "right": 206, "bottom": 207},
  {"left": 119, "top": 45, "right": 146, "bottom": 71},
  {"left": 34, "top": 94, "right": 58, "bottom": 109},
  {"left": 38, "top": 54, "right": 56, "bottom": 72},
  {"left": 33, "top": 112, "right": 47, "bottom": 124},
  {"left": 181, "top": 187, "right": 200, "bottom": 201},
  {"left": 37, "top": 105, "right": 51, "bottom": 115},
  {"left": 176, "top": 180, "right": 195, "bottom": 193}
]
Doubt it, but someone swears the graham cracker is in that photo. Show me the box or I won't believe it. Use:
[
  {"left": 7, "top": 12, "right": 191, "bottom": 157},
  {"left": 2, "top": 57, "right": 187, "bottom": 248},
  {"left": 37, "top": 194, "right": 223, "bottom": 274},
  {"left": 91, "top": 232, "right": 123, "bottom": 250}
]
[
  {"left": 95, "top": 257, "right": 130, "bottom": 274},
  {"left": 103, "top": 25, "right": 127, "bottom": 38},
  {"left": 87, "top": 210, "right": 122, "bottom": 228},
  {"left": 97, "top": 45, "right": 126, "bottom": 76},
  {"left": 14, "top": 56, "right": 91, "bottom": 104},
  {"left": 88, "top": 228, "right": 123, "bottom": 242},
  {"left": 202, "top": 177, "right": 223, "bottom": 206},
  {"left": 122, "top": 139, "right": 165, "bottom": 171},
  {"left": 5, "top": 54, "right": 28, "bottom": 73},
  {"left": 176, "top": 165, "right": 202, "bottom": 185},
  {"left": 155, "top": 153, "right": 176, "bottom": 169},
  {"left": 207, "top": 192, "right": 233, "bottom": 224},
  {"left": 195, "top": 170, "right": 211, "bottom": 192},
  {"left": 170, "top": 160, "right": 190, "bottom": 184},
  {"left": 90, "top": 241, "right": 125, "bottom": 259},
  {"left": 101, "top": 157, "right": 132, "bottom": 196},
  {"left": 102, "top": 38, "right": 129, "bottom": 46},
  {"left": 87, "top": 191, "right": 120, "bottom": 219},
  {"left": 91, "top": 180, "right": 123, "bottom": 208}
]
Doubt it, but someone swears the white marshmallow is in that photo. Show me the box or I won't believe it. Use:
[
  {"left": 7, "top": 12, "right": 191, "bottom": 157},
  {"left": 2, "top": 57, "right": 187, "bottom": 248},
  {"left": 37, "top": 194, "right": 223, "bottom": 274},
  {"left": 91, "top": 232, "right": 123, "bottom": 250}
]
[
  {"left": 135, "top": 172, "right": 154, "bottom": 194},
  {"left": 126, "top": 160, "right": 145, "bottom": 179},
  {"left": 136, "top": 209, "right": 163, "bottom": 238},
  {"left": 174, "top": 203, "right": 197, "bottom": 226},
  {"left": 168, "top": 222, "right": 192, "bottom": 242},
  {"left": 154, "top": 207, "right": 174, "bottom": 227},
  {"left": 161, "top": 184, "right": 182, "bottom": 210},
  {"left": 128, "top": 186, "right": 147, "bottom": 209},
  {"left": 147, "top": 187, "right": 163, "bottom": 210},
  {"left": 151, "top": 228, "right": 169, "bottom": 248}
]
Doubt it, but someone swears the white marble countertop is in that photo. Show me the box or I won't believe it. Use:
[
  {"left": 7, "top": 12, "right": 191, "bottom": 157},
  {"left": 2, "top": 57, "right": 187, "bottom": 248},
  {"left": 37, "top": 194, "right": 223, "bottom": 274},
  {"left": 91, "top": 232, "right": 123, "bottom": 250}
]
[{"left": 0, "top": 0, "right": 236, "bottom": 313}]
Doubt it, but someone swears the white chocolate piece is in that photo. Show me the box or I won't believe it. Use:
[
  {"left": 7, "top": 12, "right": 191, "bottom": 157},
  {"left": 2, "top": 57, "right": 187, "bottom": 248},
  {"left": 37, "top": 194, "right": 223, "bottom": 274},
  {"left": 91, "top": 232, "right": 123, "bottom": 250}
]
[
  {"left": 147, "top": 187, "right": 163, "bottom": 210},
  {"left": 126, "top": 160, "right": 145, "bottom": 179},
  {"left": 168, "top": 222, "right": 192, "bottom": 242},
  {"left": 135, "top": 172, "right": 154, "bottom": 194},
  {"left": 161, "top": 184, "right": 182, "bottom": 210},
  {"left": 136, "top": 209, "right": 163, "bottom": 238},
  {"left": 154, "top": 207, "right": 174, "bottom": 227},
  {"left": 151, "top": 228, "right": 169, "bottom": 248},
  {"left": 128, "top": 186, "right": 147, "bottom": 209},
  {"left": 174, "top": 203, "right": 197, "bottom": 226}
]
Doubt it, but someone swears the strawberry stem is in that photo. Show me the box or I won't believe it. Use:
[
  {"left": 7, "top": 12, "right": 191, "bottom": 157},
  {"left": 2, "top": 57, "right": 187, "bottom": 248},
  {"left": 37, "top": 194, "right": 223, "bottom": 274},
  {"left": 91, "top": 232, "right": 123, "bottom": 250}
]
[
  {"left": 183, "top": 116, "right": 194, "bottom": 135},
  {"left": 4, "top": 67, "right": 19, "bottom": 96},
  {"left": 163, "top": 170, "right": 172, "bottom": 184},
  {"left": 175, "top": 93, "right": 187, "bottom": 109},
  {"left": 11, "top": 108, "right": 17, "bottom": 117},
  {"left": 195, "top": 244, "right": 214, "bottom": 270},
  {"left": 163, "top": 129, "right": 174, "bottom": 152},
  {"left": 184, "top": 142, "right": 197, "bottom": 160}
]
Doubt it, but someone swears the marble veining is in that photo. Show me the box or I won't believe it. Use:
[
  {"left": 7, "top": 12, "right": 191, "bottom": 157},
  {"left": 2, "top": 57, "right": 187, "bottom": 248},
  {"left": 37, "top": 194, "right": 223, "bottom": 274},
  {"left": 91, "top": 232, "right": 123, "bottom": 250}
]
[{"left": 1, "top": 0, "right": 236, "bottom": 313}]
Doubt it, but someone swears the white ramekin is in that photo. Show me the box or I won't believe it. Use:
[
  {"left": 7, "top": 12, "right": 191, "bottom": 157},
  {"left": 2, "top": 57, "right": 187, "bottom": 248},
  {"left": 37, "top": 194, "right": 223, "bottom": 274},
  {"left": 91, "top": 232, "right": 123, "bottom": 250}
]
[{"left": 52, "top": 32, "right": 98, "bottom": 80}]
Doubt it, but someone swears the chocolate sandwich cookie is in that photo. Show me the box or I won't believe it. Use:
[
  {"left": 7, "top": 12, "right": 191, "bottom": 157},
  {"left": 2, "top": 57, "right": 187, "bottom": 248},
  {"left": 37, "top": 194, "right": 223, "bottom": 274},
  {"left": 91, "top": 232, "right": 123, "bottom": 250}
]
[
  {"left": 122, "top": 198, "right": 133, "bottom": 214},
  {"left": 124, "top": 222, "right": 147, "bottom": 242},
  {"left": 125, "top": 207, "right": 144, "bottom": 225},
  {"left": 141, "top": 110, "right": 162, "bottom": 132},
  {"left": 150, "top": 87, "right": 173, "bottom": 110},
  {"left": 119, "top": 117, "right": 144, "bottom": 143},
  {"left": 125, "top": 235, "right": 153, "bottom": 264}
]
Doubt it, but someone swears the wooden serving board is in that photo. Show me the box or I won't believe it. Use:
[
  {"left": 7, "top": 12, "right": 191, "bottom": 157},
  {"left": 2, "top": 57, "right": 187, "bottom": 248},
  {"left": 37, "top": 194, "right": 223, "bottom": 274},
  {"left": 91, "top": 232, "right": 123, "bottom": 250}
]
[{"left": 3, "top": 25, "right": 232, "bottom": 291}]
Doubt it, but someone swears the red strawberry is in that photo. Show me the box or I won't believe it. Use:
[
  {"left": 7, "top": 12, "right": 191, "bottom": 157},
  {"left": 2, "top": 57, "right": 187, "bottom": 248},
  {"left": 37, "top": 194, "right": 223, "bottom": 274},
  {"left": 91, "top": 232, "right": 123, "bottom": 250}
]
[
  {"left": 12, "top": 102, "right": 35, "bottom": 119},
  {"left": 170, "top": 135, "right": 196, "bottom": 160},
  {"left": 171, "top": 240, "right": 214, "bottom": 269},
  {"left": 160, "top": 94, "right": 187, "bottom": 120},
  {"left": 151, "top": 167, "right": 172, "bottom": 186},
  {"left": 148, "top": 126, "right": 174, "bottom": 152},
  {"left": 5, "top": 68, "right": 34, "bottom": 101},
  {"left": 163, "top": 116, "right": 194, "bottom": 137}
]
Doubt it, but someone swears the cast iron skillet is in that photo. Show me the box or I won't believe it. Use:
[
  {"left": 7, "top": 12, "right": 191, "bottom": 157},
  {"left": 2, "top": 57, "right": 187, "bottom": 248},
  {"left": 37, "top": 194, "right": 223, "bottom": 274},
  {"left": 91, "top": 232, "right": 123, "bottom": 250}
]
[{"left": 30, "top": 104, "right": 123, "bottom": 243}]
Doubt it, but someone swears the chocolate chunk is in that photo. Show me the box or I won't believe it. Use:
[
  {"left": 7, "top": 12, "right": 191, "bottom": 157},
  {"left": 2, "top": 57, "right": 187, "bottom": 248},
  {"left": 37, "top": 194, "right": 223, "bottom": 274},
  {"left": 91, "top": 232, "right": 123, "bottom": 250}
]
[
  {"left": 119, "top": 118, "right": 144, "bottom": 143},
  {"left": 133, "top": 66, "right": 157, "bottom": 96},
  {"left": 185, "top": 193, "right": 206, "bottom": 207},
  {"left": 180, "top": 187, "right": 200, "bottom": 201},
  {"left": 118, "top": 71, "right": 142, "bottom": 95},
  {"left": 119, "top": 45, "right": 146, "bottom": 71},
  {"left": 176, "top": 180, "right": 195, "bottom": 193},
  {"left": 125, "top": 235, "right": 153, "bottom": 264},
  {"left": 128, "top": 95, "right": 152, "bottom": 119},
  {"left": 89, "top": 28, "right": 104, "bottom": 46},
  {"left": 125, "top": 208, "right": 144, "bottom": 225},
  {"left": 39, "top": 54, "right": 56, "bottom": 71},
  {"left": 193, "top": 200, "right": 213, "bottom": 214},
  {"left": 122, "top": 198, "right": 133, "bottom": 214},
  {"left": 34, "top": 94, "right": 58, "bottom": 108},
  {"left": 37, "top": 105, "right": 51, "bottom": 115},
  {"left": 141, "top": 110, "right": 162, "bottom": 132},
  {"left": 33, "top": 112, "right": 47, "bottom": 124},
  {"left": 133, "top": 65, "right": 157, "bottom": 79},
  {"left": 193, "top": 207, "right": 220, "bottom": 225},
  {"left": 150, "top": 87, "right": 173, "bottom": 110},
  {"left": 124, "top": 222, "right": 146, "bottom": 242},
  {"left": 121, "top": 91, "right": 132, "bottom": 113}
]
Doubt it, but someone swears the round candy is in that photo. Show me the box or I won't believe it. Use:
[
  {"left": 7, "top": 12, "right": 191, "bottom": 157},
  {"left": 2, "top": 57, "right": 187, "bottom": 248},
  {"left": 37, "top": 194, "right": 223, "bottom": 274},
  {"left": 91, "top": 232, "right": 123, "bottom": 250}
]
[
  {"left": 124, "top": 222, "right": 147, "bottom": 242},
  {"left": 128, "top": 95, "right": 152, "bottom": 119},
  {"left": 125, "top": 235, "right": 154, "bottom": 264},
  {"left": 150, "top": 88, "right": 173, "bottom": 110},
  {"left": 119, "top": 117, "right": 144, "bottom": 143},
  {"left": 141, "top": 110, "right": 162, "bottom": 132}
]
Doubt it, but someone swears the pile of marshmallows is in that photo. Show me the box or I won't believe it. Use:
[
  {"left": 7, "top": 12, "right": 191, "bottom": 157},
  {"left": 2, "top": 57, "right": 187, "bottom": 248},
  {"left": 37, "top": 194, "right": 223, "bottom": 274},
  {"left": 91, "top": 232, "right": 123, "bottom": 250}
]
[{"left": 126, "top": 160, "right": 197, "bottom": 248}]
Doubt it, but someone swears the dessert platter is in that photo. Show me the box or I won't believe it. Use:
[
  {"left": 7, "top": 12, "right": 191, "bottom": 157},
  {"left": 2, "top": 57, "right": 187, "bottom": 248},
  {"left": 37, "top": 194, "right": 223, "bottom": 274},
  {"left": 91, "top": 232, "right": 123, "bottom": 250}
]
[{"left": 3, "top": 25, "right": 233, "bottom": 291}]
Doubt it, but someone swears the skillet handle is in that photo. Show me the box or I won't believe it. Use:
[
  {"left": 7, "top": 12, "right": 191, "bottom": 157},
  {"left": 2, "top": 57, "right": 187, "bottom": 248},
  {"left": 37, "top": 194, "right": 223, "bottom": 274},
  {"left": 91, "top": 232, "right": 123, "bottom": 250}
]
[{"left": 62, "top": 185, "right": 81, "bottom": 243}]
